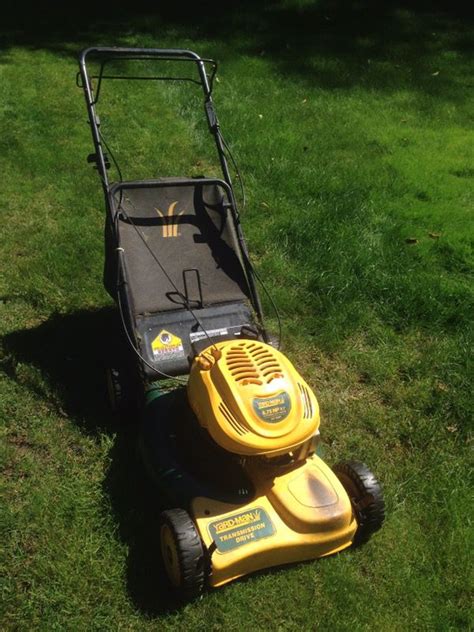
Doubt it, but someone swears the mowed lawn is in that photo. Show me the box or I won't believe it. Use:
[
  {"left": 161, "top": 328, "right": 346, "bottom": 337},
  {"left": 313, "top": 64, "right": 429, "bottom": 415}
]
[{"left": 1, "top": 3, "right": 473, "bottom": 630}]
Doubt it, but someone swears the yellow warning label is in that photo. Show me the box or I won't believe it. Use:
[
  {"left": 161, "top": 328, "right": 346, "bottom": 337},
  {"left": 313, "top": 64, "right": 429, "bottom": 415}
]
[{"left": 151, "top": 330, "right": 184, "bottom": 359}]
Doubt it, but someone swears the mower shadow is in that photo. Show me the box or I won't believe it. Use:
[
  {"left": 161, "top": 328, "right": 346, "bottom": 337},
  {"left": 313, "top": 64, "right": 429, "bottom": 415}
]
[
  {"left": 105, "top": 425, "right": 184, "bottom": 615},
  {"left": 2, "top": 307, "right": 183, "bottom": 615},
  {"left": 2, "top": 307, "right": 117, "bottom": 435}
]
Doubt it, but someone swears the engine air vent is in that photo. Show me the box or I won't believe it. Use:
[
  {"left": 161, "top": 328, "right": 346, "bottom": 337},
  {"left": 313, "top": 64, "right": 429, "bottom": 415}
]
[
  {"left": 298, "top": 383, "right": 313, "bottom": 419},
  {"left": 219, "top": 402, "right": 248, "bottom": 435},
  {"left": 224, "top": 342, "right": 283, "bottom": 386}
]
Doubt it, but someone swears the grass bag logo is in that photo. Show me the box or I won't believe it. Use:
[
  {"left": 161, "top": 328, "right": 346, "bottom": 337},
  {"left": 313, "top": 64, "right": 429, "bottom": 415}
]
[
  {"left": 155, "top": 202, "right": 184, "bottom": 238},
  {"left": 209, "top": 507, "right": 275, "bottom": 553}
]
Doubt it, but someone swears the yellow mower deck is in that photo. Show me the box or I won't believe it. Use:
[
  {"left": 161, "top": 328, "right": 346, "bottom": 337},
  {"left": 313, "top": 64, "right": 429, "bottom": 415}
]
[{"left": 192, "top": 454, "right": 356, "bottom": 587}]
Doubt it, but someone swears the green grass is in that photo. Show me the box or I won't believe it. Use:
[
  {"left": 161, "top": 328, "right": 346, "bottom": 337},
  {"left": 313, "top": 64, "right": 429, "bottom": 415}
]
[{"left": 1, "top": 2, "right": 473, "bottom": 630}]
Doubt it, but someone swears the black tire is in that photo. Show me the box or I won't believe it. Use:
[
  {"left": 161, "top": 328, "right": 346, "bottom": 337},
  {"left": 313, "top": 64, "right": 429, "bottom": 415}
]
[
  {"left": 159, "top": 508, "right": 207, "bottom": 600},
  {"left": 105, "top": 366, "right": 141, "bottom": 420},
  {"left": 333, "top": 461, "right": 385, "bottom": 546}
]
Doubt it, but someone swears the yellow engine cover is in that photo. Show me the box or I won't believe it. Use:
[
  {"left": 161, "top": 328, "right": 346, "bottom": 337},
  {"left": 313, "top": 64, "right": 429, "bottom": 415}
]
[{"left": 187, "top": 339, "right": 320, "bottom": 456}]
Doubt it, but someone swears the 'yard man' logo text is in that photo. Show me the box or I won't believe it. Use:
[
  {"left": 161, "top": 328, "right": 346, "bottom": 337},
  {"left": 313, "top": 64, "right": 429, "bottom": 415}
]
[
  {"left": 155, "top": 202, "right": 184, "bottom": 238},
  {"left": 214, "top": 510, "right": 261, "bottom": 534}
]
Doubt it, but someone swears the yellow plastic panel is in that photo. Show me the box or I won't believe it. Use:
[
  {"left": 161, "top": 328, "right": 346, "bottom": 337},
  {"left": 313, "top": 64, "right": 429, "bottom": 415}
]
[
  {"left": 192, "top": 457, "right": 356, "bottom": 587},
  {"left": 188, "top": 340, "right": 320, "bottom": 456}
]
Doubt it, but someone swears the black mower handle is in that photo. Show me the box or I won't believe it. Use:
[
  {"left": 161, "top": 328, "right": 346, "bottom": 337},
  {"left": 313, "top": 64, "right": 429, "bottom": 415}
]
[
  {"left": 77, "top": 46, "right": 268, "bottom": 340},
  {"left": 78, "top": 47, "right": 217, "bottom": 100},
  {"left": 79, "top": 46, "right": 205, "bottom": 64}
]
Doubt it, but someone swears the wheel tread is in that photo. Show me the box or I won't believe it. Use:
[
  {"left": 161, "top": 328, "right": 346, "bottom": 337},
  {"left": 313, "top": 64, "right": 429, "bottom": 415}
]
[
  {"left": 160, "top": 508, "right": 207, "bottom": 599},
  {"left": 333, "top": 460, "right": 385, "bottom": 546}
]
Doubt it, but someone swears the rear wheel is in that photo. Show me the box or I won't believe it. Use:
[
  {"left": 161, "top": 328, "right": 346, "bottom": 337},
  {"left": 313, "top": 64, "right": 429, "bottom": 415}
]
[
  {"left": 105, "top": 366, "right": 141, "bottom": 420},
  {"left": 159, "top": 508, "right": 207, "bottom": 600},
  {"left": 106, "top": 367, "right": 124, "bottom": 413},
  {"left": 333, "top": 461, "right": 385, "bottom": 546}
]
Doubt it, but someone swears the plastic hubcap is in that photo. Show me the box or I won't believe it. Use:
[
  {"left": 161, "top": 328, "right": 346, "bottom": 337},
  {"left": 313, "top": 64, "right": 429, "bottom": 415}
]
[{"left": 160, "top": 524, "right": 181, "bottom": 587}]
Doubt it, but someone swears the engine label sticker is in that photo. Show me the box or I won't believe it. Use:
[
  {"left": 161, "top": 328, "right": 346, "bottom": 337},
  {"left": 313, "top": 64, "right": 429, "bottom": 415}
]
[
  {"left": 208, "top": 507, "right": 275, "bottom": 553},
  {"left": 151, "top": 330, "right": 184, "bottom": 359},
  {"left": 189, "top": 327, "right": 229, "bottom": 343},
  {"left": 189, "top": 324, "right": 250, "bottom": 344},
  {"left": 252, "top": 391, "right": 291, "bottom": 423}
]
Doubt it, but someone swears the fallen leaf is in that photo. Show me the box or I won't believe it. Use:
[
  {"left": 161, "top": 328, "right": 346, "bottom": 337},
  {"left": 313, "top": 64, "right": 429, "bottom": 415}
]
[
  {"left": 447, "top": 425, "right": 458, "bottom": 433},
  {"left": 436, "top": 381, "right": 449, "bottom": 392},
  {"left": 261, "top": 202, "right": 269, "bottom": 208},
  {"left": 429, "top": 232, "right": 441, "bottom": 239}
]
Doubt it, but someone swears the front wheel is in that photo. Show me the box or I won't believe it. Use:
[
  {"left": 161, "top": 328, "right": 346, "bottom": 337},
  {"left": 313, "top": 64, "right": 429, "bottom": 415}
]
[
  {"left": 159, "top": 508, "right": 207, "bottom": 600},
  {"left": 333, "top": 461, "right": 385, "bottom": 546}
]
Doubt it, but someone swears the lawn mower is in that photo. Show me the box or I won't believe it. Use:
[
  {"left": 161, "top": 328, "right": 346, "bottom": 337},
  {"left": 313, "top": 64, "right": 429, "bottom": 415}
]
[{"left": 78, "top": 47, "right": 385, "bottom": 599}]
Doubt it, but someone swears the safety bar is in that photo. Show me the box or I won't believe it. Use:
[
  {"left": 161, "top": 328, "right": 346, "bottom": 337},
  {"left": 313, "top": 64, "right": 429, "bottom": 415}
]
[
  {"left": 79, "top": 46, "right": 206, "bottom": 64},
  {"left": 78, "top": 47, "right": 218, "bottom": 100}
]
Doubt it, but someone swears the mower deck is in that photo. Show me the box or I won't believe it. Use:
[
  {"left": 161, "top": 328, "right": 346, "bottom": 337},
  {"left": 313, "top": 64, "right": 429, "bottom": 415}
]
[{"left": 192, "top": 455, "right": 356, "bottom": 587}]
